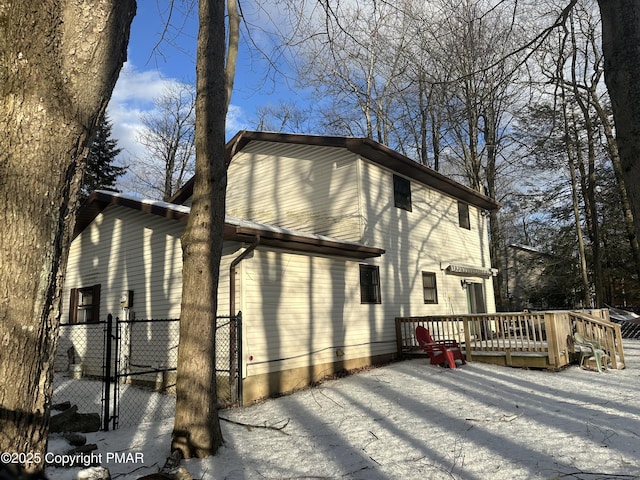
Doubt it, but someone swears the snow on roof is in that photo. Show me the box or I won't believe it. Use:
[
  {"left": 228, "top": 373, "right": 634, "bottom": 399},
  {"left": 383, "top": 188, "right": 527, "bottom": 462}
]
[
  {"left": 225, "top": 215, "right": 374, "bottom": 249},
  {"left": 94, "top": 190, "right": 375, "bottom": 250},
  {"left": 95, "top": 190, "right": 191, "bottom": 215}
]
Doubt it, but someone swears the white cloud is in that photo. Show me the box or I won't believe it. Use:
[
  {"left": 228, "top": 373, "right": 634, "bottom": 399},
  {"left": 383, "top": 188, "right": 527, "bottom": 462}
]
[
  {"left": 226, "top": 104, "right": 249, "bottom": 135},
  {"left": 107, "top": 63, "right": 178, "bottom": 162},
  {"left": 107, "top": 62, "right": 251, "bottom": 185}
]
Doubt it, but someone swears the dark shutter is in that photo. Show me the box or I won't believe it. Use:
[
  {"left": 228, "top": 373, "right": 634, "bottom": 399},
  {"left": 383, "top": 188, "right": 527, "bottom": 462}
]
[
  {"left": 69, "top": 288, "right": 79, "bottom": 324},
  {"left": 91, "top": 284, "right": 101, "bottom": 323}
]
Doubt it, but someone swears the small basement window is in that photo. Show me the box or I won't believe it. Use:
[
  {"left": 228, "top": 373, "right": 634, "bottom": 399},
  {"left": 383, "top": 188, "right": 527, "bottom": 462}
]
[
  {"left": 360, "top": 265, "right": 381, "bottom": 304},
  {"left": 69, "top": 284, "right": 101, "bottom": 323},
  {"left": 458, "top": 201, "right": 470, "bottom": 229},
  {"left": 393, "top": 175, "right": 412, "bottom": 211},
  {"left": 422, "top": 272, "right": 438, "bottom": 304}
]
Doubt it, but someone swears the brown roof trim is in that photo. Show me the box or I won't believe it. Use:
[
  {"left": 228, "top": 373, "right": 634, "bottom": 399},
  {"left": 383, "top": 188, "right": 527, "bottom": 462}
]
[
  {"left": 225, "top": 224, "right": 385, "bottom": 259},
  {"left": 169, "top": 131, "right": 501, "bottom": 210},
  {"left": 169, "top": 177, "right": 195, "bottom": 205},
  {"left": 344, "top": 137, "right": 500, "bottom": 210},
  {"left": 75, "top": 191, "right": 384, "bottom": 260},
  {"left": 73, "top": 191, "right": 190, "bottom": 239}
]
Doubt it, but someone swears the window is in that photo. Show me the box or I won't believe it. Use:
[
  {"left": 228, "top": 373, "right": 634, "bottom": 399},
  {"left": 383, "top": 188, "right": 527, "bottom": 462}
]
[
  {"left": 69, "top": 284, "right": 101, "bottom": 323},
  {"left": 458, "top": 201, "right": 470, "bottom": 229},
  {"left": 422, "top": 272, "right": 438, "bottom": 304},
  {"left": 393, "top": 174, "right": 412, "bottom": 211},
  {"left": 359, "top": 265, "right": 381, "bottom": 304}
]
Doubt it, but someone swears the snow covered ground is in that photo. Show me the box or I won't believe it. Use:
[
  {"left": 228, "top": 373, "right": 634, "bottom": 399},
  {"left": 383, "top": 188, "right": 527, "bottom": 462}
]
[
  {"left": 47, "top": 340, "right": 640, "bottom": 480},
  {"left": 51, "top": 374, "right": 176, "bottom": 430}
]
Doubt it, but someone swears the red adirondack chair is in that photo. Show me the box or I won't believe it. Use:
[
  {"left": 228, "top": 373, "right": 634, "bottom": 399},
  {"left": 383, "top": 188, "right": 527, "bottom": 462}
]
[{"left": 415, "top": 325, "right": 466, "bottom": 369}]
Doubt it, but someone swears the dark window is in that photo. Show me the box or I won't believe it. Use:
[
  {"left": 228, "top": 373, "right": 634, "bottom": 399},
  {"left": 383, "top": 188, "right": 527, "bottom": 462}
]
[
  {"left": 360, "top": 265, "right": 381, "bottom": 304},
  {"left": 69, "top": 284, "right": 101, "bottom": 323},
  {"left": 458, "top": 201, "right": 470, "bottom": 229},
  {"left": 393, "top": 175, "right": 412, "bottom": 211},
  {"left": 422, "top": 272, "right": 438, "bottom": 304}
]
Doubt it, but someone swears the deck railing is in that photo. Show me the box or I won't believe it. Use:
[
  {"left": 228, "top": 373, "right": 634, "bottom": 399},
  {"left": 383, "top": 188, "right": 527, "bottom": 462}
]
[
  {"left": 396, "top": 309, "right": 625, "bottom": 370},
  {"left": 569, "top": 310, "right": 625, "bottom": 369}
]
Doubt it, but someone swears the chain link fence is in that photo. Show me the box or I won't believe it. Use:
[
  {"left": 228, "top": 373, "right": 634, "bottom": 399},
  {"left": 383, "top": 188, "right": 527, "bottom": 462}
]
[
  {"left": 54, "top": 321, "right": 107, "bottom": 422},
  {"left": 53, "top": 313, "right": 241, "bottom": 430},
  {"left": 214, "top": 314, "right": 242, "bottom": 407}
]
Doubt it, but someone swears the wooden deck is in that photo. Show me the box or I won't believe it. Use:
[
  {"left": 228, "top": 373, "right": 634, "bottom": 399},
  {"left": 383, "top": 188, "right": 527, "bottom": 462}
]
[{"left": 396, "top": 310, "right": 625, "bottom": 370}]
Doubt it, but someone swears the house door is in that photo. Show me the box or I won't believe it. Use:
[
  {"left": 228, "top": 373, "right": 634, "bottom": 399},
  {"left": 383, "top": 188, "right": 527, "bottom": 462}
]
[
  {"left": 467, "top": 282, "right": 487, "bottom": 314},
  {"left": 467, "top": 282, "right": 489, "bottom": 339}
]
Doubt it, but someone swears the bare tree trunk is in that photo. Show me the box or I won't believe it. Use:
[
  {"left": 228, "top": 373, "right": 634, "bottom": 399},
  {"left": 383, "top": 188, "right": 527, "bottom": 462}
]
[
  {"left": 134, "top": 83, "right": 196, "bottom": 201},
  {"left": 483, "top": 104, "right": 506, "bottom": 311},
  {"left": 464, "top": 79, "right": 482, "bottom": 191},
  {"left": 172, "top": 0, "right": 238, "bottom": 457},
  {"left": 591, "top": 94, "right": 640, "bottom": 282},
  {"left": 225, "top": 0, "right": 240, "bottom": 111},
  {"left": 574, "top": 113, "right": 603, "bottom": 306},
  {"left": 568, "top": 16, "right": 603, "bottom": 307},
  {"left": 0, "top": 0, "right": 135, "bottom": 471},
  {"left": 585, "top": 130, "right": 604, "bottom": 306},
  {"left": 561, "top": 89, "right": 591, "bottom": 307},
  {"left": 598, "top": 1, "right": 640, "bottom": 246},
  {"left": 569, "top": 154, "right": 591, "bottom": 308}
]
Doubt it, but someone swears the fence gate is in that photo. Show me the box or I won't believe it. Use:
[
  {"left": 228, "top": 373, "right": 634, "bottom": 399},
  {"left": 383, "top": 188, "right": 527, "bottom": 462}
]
[{"left": 101, "top": 312, "right": 242, "bottom": 430}]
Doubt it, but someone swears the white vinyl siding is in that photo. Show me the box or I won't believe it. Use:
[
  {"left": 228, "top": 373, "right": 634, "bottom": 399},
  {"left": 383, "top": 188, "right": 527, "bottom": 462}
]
[
  {"left": 61, "top": 206, "right": 240, "bottom": 375},
  {"left": 64, "top": 205, "right": 185, "bottom": 321},
  {"left": 64, "top": 206, "right": 242, "bottom": 321},
  {"left": 226, "top": 141, "right": 362, "bottom": 241},
  {"left": 60, "top": 206, "right": 185, "bottom": 375},
  {"left": 62, "top": 138, "right": 497, "bottom": 397},
  {"left": 357, "top": 159, "right": 495, "bottom": 316},
  {"left": 240, "top": 248, "right": 395, "bottom": 377}
]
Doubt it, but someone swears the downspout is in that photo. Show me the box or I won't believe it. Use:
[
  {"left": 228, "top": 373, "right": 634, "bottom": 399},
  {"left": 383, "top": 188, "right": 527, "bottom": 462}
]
[
  {"left": 229, "top": 234, "right": 260, "bottom": 405},
  {"left": 230, "top": 234, "right": 260, "bottom": 316}
]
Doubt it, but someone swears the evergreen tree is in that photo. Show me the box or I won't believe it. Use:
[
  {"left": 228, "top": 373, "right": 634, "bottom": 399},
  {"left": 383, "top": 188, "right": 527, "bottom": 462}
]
[{"left": 81, "top": 115, "right": 126, "bottom": 199}]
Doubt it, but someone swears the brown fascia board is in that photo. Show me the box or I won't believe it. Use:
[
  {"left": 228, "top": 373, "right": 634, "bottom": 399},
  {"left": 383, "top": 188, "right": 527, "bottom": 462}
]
[
  {"left": 169, "top": 131, "right": 501, "bottom": 211},
  {"left": 75, "top": 191, "right": 384, "bottom": 260},
  {"left": 226, "top": 224, "right": 385, "bottom": 260},
  {"left": 169, "top": 177, "right": 195, "bottom": 205},
  {"left": 344, "top": 137, "right": 500, "bottom": 211},
  {"left": 73, "top": 191, "right": 190, "bottom": 239}
]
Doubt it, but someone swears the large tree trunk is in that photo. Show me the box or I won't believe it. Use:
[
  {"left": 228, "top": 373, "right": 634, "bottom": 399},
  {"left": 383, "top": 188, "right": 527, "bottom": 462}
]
[
  {"left": 0, "top": 0, "right": 135, "bottom": 472},
  {"left": 598, "top": 1, "right": 640, "bottom": 245},
  {"left": 171, "top": 0, "right": 227, "bottom": 458}
]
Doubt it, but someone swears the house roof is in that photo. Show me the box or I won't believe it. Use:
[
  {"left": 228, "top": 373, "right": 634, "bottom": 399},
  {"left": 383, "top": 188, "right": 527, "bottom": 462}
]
[
  {"left": 508, "top": 244, "right": 555, "bottom": 257},
  {"left": 170, "top": 130, "right": 501, "bottom": 211},
  {"left": 74, "top": 190, "right": 385, "bottom": 260}
]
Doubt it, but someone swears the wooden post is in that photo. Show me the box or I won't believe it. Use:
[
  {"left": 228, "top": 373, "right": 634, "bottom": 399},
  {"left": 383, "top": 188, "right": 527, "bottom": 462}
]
[
  {"left": 607, "top": 326, "right": 619, "bottom": 369},
  {"left": 545, "top": 312, "right": 558, "bottom": 368},
  {"left": 395, "top": 318, "right": 403, "bottom": 358},
  {"left": 463, "top": 317, "right": 472, "bottom": 361},
  {"left": 614, "top": 323, "right": 625, "bottom": 368}
]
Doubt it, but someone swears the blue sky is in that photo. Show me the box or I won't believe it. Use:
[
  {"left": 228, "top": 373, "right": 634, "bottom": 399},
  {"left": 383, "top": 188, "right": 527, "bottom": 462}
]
[{"left": 108, "top": 0, "right": 299, "bottom": 163}]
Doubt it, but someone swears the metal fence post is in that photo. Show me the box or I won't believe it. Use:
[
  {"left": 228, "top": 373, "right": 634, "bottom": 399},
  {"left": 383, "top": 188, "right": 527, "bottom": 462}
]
[
  {"left": 102, "top": 314, "right": 113, "bottom": 431},
  {"left": 237, "top": 311, "right": 242, "bottom": 406},
  {"left": 229, "top": 313, "right": 238, "bottom": 404},
  {"left": 112, "top": 318, "right": 120, "bottom": 431}
]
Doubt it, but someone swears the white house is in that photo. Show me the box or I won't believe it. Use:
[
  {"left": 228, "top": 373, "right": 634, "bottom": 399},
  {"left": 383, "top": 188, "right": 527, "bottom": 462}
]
[{"left": 60, "top": 131, "right": 500, "bottom": 403}]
